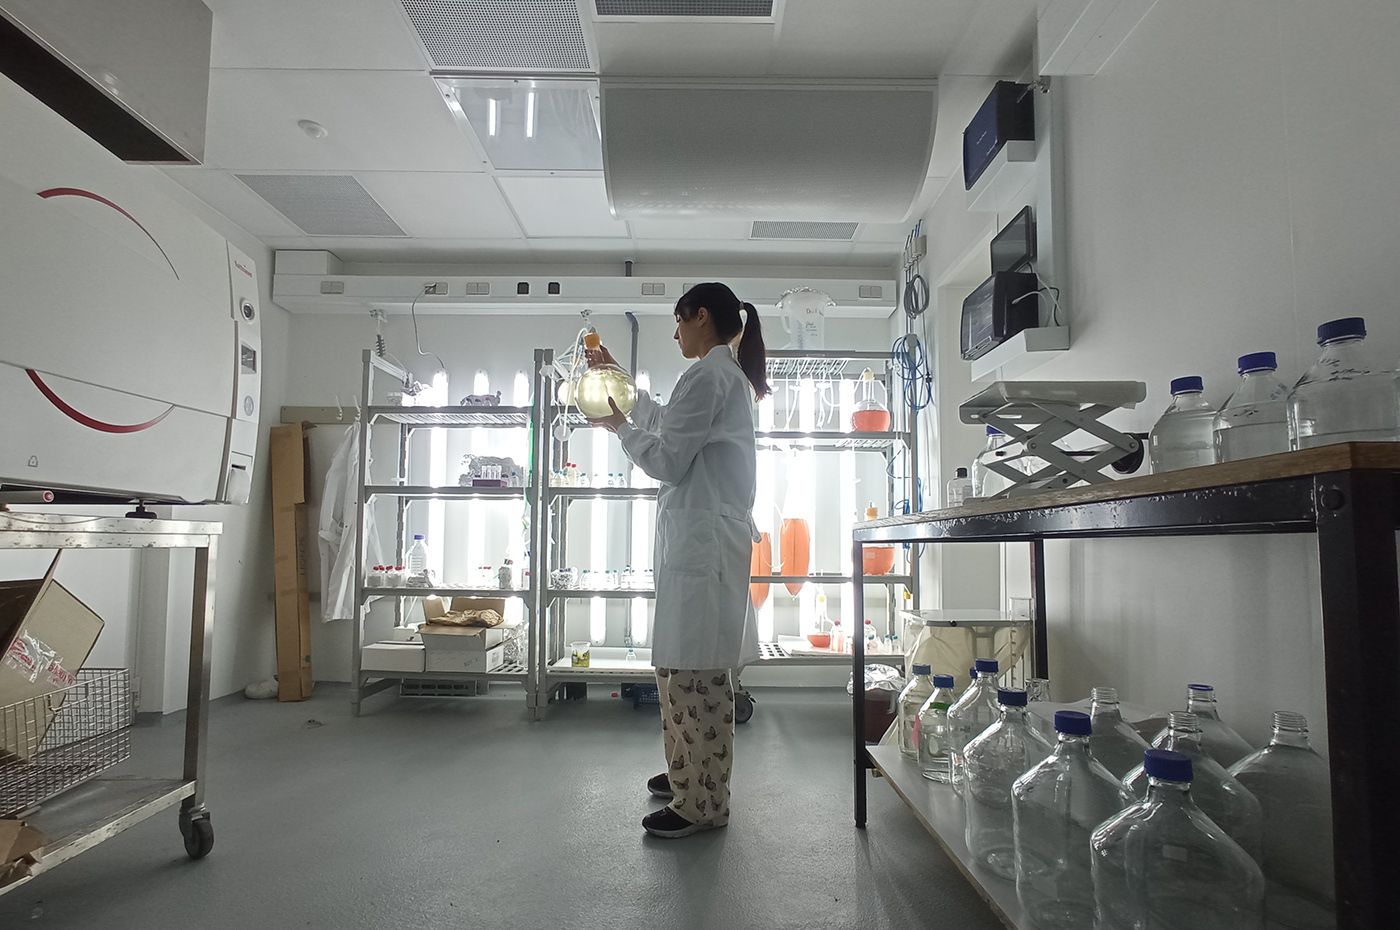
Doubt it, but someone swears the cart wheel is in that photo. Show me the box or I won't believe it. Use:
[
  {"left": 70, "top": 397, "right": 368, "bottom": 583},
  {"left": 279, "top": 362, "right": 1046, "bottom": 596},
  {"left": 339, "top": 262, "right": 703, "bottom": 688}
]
[
  {"left": 181, "top": 815, "right": 214, "bottom": 860},
  {"left": 734, "top": 692, "right": 755, "bottom": 725}
]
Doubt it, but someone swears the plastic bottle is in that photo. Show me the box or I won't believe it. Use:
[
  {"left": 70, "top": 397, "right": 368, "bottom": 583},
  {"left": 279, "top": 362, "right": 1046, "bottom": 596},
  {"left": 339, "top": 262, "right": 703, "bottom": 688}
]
[
  {"left": 406, "top": 535, "right": 431, "bottom": 582},
  {"left": 963, "top": 688, "right": 1053, "bottom": 880},
  {"left": 1214, "top": 353, "right": 1292, "bottom": 462},
  {"left": 1149, "top": 376, "right": 1218, "bottom": 472},
  {"left": 896, "top": 665, "right": 936, "bottom": 759},
  {"left": 1087, "top": 686, "right": 1151, "bottom": 780},
  {"left": 830, "top": 618, "right": 846, "bottom": 655},
  {"left": 972, "top": 426, "right": 1013, "bottom": 496},
  {"left": 1152, "top": 683, "right": 1255, "bottom": 768},
  {"left": 1125, "top": 711, "right": 1263, "bottom": 864},
  {"left": 1288, "top": 316, "right": 1400, "bottom": 448},
  {"left": 946, "top": 467, "right": 972, "bottom": 507},
  {"left": 915, "top": 673, "right": 958, "bottom": 782},
  {"left": 1091, "top": 749, "right": 1265, "bottom": 930},
  {"left": 948, "top": 658, "right": 1004, "bottom": 787},
  {"left": 1228, "top": 712, "right": 1335, "bottom": 928},
  {"left": 1013, "top": 710, "right": 1134, "bottom": 929},
  {"left": 863, "top": 618, "right": 879, "bottom": 652}
]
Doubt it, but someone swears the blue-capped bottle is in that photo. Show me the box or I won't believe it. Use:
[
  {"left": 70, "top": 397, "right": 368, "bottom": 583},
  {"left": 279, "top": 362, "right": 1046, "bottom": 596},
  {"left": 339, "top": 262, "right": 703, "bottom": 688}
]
[
  {"left": 963, "top": 688, "right": 1053, "bottom": 880},
  {"left": 1092, "top": 749, "right": 1265, "bottom": 930},
  {"left": 1013, "top": 710, "right": 1133, "bottom": 928},
  {"left": 1149, "top": 375, "right": 1218, "bottom": 472},
  {"left": 915, "top": 673, "right": 958, "bottom": 782},
  {"left": 947, "top": 658, "right": 1003, "bottom": 786},
  {"left": 1214, "top": 352, "right": 1292, "bottom": 462},
  {"left": 1288, "top": 316, "right": 1400, "bottom": 448},
  {"left": 1152, "top": 683, "right": 1255, "bottom": 768},
  {"left": 972, "top": 425, "right": 1014, "bottom": 496},
  {"left": 896, "top": 664, "right": 936, "bottom": 759}
]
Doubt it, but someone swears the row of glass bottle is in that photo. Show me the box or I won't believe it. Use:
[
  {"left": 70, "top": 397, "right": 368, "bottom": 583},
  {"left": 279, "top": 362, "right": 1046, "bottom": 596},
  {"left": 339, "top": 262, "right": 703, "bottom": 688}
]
[
  {"left": 1150, "top": 316, "right": 1400, "bottom": 472},
  {"left": 549, "top": 465, "right": 635, "bottom": 488},
  {"left": 897, "top": 662, "right": 1334, "bottom": 929}
]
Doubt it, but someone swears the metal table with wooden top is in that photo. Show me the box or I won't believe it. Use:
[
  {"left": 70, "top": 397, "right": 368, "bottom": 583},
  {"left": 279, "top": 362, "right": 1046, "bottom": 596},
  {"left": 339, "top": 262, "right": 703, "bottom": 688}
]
[{"left": 850, "top": 442, "right": 1400, "bottom": 930}]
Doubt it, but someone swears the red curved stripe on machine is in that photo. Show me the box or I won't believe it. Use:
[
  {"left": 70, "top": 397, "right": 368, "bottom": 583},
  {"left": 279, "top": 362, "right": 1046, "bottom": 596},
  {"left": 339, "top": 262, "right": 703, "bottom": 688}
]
[
  {"left": 37, "top": 187, "right": 179, "bottom": 279},
  {"left": 26, "top": 370, "right": 174, "bottom": 434}
]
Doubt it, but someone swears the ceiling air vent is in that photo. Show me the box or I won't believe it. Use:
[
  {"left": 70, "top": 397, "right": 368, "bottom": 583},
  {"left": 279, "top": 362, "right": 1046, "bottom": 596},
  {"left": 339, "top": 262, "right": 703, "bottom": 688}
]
[
  {"left": 401, "top": 0, "right": 592, "bottom": 72},
  {"left": 595, "top": 1, "right": 775, "bottom": 17},
  {"left": 751, "top": 221, "right": 859, "bottom": 241},
  {"left": 237, "top": 175, "right": 406, "bottom": 237}
]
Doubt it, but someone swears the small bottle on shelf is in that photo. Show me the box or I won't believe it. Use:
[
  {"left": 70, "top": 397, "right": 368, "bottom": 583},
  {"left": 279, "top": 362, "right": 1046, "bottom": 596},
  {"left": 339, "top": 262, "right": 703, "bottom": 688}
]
[
  {"left": 896, "top": 665, "right": 936, "bottom": 759},
  {"left": 915, "top": 673, "right": 958, "bottom": 782},
  {"left": 946, "top": 467, "right": 972, "bottom": 507}
]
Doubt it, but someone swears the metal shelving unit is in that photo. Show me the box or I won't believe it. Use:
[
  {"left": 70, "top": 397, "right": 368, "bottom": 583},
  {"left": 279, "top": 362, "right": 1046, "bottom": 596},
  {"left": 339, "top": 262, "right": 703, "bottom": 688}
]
[
  {"left": 851, "top": 442, "right": 1400, "bottom": 930},
  {"left": 0, "top": 513, "right": 220, "bottom": 892}
]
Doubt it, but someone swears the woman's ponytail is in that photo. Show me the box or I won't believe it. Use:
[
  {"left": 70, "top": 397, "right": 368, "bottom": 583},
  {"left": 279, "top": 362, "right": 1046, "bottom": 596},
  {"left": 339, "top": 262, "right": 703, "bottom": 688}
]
[{"left": 737, "top": 301, "right": 771, "bottom": 400}]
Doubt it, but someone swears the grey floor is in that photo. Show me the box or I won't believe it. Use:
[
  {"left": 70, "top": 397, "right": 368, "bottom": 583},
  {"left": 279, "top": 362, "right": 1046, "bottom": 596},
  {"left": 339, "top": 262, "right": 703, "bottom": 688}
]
[{"left": 1, "top": 686, "right": 1004, "bottom": 930}]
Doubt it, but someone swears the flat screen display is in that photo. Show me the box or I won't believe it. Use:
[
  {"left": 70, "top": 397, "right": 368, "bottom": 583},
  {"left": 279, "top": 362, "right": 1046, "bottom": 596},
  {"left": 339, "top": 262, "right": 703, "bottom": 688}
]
[{"left": 991, "top": 206, "right": 1035, "bottom": 274}]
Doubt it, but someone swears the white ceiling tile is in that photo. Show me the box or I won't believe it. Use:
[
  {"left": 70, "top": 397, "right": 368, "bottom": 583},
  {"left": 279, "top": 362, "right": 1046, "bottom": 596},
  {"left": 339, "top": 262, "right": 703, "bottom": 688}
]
[
  {"left": 356, "top": 173, "right": 522, "bottom": 238},
  {"left": 497, "top": 176, "right": 630, "bottom": 238},
  {"left": 204, "top": 70, "right": 483, "bottom": 172},
  {"left": 772, "top": 0, "right": 978, "bottom": 78},
  {"left": 593, "top": 22, "right": 777, "bottom": 75},
  {"left": 629, "top": 218, "right": 753, "bottom": 240},
  {"left": 160, "top": 168, "right": 303, "bottom": 238},
  {"left": 205, "top": 0, "right": 428, "bottom": 70}
]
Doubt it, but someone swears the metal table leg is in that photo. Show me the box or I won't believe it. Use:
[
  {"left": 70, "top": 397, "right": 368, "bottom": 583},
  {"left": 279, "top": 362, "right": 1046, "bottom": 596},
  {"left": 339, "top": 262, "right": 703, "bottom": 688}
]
[
  {"left": 853, "top": 540, "right": 868, "bottom": 828},
  {"left": 1030, "top": 538, "right": 1049, "bottom": 678},
  {"left": 179, "top": 539, "right": 217, "bottom": 859}
]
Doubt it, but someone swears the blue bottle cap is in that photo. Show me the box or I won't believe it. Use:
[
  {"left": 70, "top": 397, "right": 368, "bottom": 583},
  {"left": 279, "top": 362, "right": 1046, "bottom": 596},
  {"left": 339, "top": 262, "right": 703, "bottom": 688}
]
[
  {"left": 1169, "top": 375, "right": 1204, "bottom": 395},
  {"left": 1143, "top": 748, "right": 1193, "bottom": 783},
  {"left": 1317, "top": 317, "right": 1366, "bottom": 344},
  {"left": 912, "top": 664, "right": 931, "bottom": 676},
  {"left": 986, "top": 425, "right": 1004, "bottom": 436},
  {"left": 997, "top": 688, "right": 1028, "bottom": 707},
  {"left": 413, "top": 534, "right": 425, "bottom": 540},
  {"left": 1187, "top": 683, "right": 1214, "bottom": 693},
  {"left": 974, "top": 658, "right": 999, "bottom": 673},
  {"left": 1237, "top": 351, "right": 1278, "bottom": 373},
  {"left": 932, "top": 674, "right": 955, "bottom": 688},
  {"left": 1054, "top": 710, "right": 1092, "bottom": 736}
]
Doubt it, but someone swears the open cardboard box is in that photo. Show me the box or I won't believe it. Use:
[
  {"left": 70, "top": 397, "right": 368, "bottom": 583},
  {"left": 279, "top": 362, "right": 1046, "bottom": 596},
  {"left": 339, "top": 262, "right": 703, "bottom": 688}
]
[
  {"left": 0, "top": 552, "right": 105, "bottom": 761},
  {"left": 0, "top": 818, "right": 44, "bottom": 887},
  {"left": 420, "top": 598, "right": 509, "bottom": 673}
]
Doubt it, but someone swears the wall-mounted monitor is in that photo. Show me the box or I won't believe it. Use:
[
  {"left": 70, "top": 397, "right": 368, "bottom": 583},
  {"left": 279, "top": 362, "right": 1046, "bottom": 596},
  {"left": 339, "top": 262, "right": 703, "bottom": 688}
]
[
  {"left": 963, "top": 81, "right": 1036, "bottom": 190},
  {"left": 990, "top": 206, "right": 1036, "bottom": 274}
]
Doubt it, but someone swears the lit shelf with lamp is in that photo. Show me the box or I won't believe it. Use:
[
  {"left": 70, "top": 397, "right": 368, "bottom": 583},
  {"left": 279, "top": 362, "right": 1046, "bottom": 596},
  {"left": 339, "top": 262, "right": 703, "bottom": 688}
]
[{"left": 366, "top": 405, "right": 532, "bottom": 428}]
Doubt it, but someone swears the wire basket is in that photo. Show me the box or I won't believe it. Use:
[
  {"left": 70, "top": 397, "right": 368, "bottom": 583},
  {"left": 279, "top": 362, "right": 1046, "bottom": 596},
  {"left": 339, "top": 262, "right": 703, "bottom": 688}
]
[{"left": 0, "top": 668, "right": 133, "bottom": 817}]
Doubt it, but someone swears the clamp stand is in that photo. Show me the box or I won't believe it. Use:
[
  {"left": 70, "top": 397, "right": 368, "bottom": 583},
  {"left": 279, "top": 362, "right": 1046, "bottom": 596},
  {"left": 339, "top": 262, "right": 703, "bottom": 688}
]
[{"left": 960, "top": 381, "right": 1148, "bottom": 497}]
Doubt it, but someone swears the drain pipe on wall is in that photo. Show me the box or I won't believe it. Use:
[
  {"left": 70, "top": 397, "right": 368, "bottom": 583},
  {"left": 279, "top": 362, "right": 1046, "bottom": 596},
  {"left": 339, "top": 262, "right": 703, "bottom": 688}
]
[{"left": 623, "top": 260, "right": 639, "bottom": 374}]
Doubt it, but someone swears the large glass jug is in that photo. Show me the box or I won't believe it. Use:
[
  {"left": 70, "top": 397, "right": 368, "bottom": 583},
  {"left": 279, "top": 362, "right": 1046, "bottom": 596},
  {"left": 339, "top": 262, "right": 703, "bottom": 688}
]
[{"left": 852, "top": 368, "right": 891, "bottom": 431}]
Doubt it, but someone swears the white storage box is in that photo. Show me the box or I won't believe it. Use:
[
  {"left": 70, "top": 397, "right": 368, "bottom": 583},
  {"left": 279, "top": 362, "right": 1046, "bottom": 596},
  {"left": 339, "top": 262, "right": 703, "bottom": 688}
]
[
  {"left": 361, "top": 641, "right": 425, "bottom": 674},
  {"left": 420, "top": 625, "right": 507, "bottom": 674}
]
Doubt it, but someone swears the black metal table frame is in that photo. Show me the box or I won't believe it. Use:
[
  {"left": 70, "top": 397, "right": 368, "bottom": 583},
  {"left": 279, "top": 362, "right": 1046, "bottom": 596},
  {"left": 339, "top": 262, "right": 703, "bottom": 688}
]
[{"left": 851, "top": 466, "right": 1400, "bottom": 930}]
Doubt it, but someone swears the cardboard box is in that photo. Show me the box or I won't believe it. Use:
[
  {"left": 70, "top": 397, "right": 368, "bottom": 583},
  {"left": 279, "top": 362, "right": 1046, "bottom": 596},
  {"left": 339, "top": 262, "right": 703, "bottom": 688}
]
[
  {"left": 421, "top": 596, "right": 509, "bottom": 634},
  {"left": 0, "top": 553, "right": 105, "bottom": 761},
  {"left": 0, "top": 818, "right": 44, "bottom": 887},
  {"left": 361, "top": 641, "right": 426, "bottom": 674},
  {"left": 420, "top": 622, "right": 508, "bottom": 675},
  {"left": 270, "top": 423, "right": 314, "bottom": 702}
]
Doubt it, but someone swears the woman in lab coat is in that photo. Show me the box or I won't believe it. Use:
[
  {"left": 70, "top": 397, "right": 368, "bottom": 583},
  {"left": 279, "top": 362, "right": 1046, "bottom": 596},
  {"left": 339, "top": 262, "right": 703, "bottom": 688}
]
[{"left": 589, "top": 281, "right": 767, "bottom": 839}]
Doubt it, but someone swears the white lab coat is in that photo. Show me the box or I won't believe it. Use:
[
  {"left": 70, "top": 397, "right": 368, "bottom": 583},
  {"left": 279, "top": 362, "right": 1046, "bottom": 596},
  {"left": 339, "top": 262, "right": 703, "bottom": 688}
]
[
  {"left": 618, "top": 345, "right": 761, "bottom": 670},
  {"left": 318, "top": 425, "right": 380, "bottom": 622}
]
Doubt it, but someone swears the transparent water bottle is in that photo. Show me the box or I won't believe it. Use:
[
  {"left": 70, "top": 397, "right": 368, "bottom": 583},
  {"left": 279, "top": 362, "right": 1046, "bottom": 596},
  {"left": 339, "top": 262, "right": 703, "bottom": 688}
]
[
  {"left": 1087, "top": 686, "right": 1151, "bottom": 780},
  {"left": 896, "top": 664, "right": 936, "bottom": 758},
  {"left": 964, "top": 688, "right": 1053, "bottom": 880},
  {"left": 1228, "top": 712, "right": 1335, "bottom": 928},
  {"left": 1288, "top": 316, "right": 1400, "bottom": 448},
  {"left": 972, "top": 426, "right": 1013, "bottom": 496},
  {"left": 406, "top": 534, "right": 431, "bottom": 584},
  {"left": 946, "top": 467, "right": 972, "bottom": 507},
  {"left": 1214, "top": 353, "right": 1292, "bottom": 462},
  {"left": 1149, "top": 376, "right": 1218, "bottom": 472},
  {"left": 1152, "top": 683, "right": 1255, "bottom": 768},
  {"left": 1126, "top": 711, "right": 1263, "bottom": 864},
  {"left": 948, "top": 658, "right": 1003, "bottom": 786},
  {"left": 1013, "top": 710, "right": 1134, "bottom": 928},
  {"left": 915, "top": 673, "right": 958, "bottom": 782},
  {"left": 1092, "top": 749, "right": 1265, "bottom": 930}
]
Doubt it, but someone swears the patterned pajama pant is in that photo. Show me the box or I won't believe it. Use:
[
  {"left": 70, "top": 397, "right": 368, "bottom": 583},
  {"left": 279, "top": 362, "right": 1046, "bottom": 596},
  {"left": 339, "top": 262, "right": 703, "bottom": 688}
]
[{"left": 657, "top": 667, "right": 735, "bottom": 826}]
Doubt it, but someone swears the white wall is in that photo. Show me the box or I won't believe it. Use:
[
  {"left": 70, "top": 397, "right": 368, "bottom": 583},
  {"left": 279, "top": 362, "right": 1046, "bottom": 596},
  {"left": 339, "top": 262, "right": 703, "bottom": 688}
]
[{"left": 915, "top": 0, "right": 1400, "bottom": 752}]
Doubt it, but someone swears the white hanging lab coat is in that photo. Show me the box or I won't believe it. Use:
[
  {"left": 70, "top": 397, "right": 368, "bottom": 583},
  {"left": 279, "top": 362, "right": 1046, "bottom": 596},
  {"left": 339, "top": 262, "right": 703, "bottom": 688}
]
[
  {"left": 318, "top": 425, "right": 380, "bottom": 622},
  {"left": 618, "top": 345, "right": 761, "bottom": 671}
]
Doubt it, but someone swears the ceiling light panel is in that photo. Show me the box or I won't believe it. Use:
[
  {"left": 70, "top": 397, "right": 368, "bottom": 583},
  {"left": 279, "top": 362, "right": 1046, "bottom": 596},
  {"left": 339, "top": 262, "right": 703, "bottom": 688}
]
[
  {"left": 594, "top": 0, "right": 774, "bottom": 17},
  {"left": 401, "top": 0, "right": 593, "bottom": 72},
  {"left": 751, "top": 221, "right": 858, "bottom": 241},
  {"left": 237, "top": 174, "right": 406, "bottom": 236},
  {"left": 439, "top": 78, "right": 602, "bottom": 171}
]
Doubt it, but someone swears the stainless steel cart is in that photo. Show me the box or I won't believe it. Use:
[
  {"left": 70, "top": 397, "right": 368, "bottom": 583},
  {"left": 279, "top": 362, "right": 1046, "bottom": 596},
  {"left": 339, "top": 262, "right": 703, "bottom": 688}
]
[{"left": 0, "top": 513, "right": 219, "bottom": 894}]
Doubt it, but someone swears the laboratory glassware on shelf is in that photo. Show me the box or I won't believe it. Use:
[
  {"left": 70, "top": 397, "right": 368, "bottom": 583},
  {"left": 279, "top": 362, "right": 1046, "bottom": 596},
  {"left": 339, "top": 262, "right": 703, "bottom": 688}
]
[
  {"left": 972, "top": 425, "right": 1016, "bottom": 496},
  {"left": 914, "top": 673, "right": 958, "bottom": 782},
  {"left": 1213, "top": 352, "right": 1291, "bottom": 462},
  {"left": 962, "top": 688, "right": 1053, "bottom": 880},
  {"left": 1012, "top": 710, "right": 1134, "bottom": 930},
  {"left": 1149, "top": 375, "right": 1217, "bottom": 472},
  {"left": 405, "top": 534, "right": 432, "bottom": 586},
  {"left": 1086, "top": 686, "right": 1151, "bottom": 780},
  {"left": 1228, "top": 712, "right": 1335, "bottom": 929},
  {"left": 1151, "top": 683, "right": 1255, "bottom": 768},
  {"left": 945, "top": 468, "right": 972, "bottom": 507},
  {"left": 896, "top": 665, "right": 936, "bottom": 758},
  {"left": 947, "top": 658, "right": 1005, "bottom": 786},
  {"left": 1091, "top": 749, "right": 1266, "bottom": 930},
  {"left": 860, "top": 504, "right": 896, "bottom": 576},
  {"left": 1288, "top": 316, "right": 1400, "bottom": 449},
  {"left": 852, "top": 367, "right": 891, "bottom": 431}
]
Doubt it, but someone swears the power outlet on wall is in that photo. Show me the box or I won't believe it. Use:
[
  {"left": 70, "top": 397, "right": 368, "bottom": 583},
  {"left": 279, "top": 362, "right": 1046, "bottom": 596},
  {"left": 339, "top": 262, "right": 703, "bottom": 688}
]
[{"left": 424, "top": 282, "right": 448, "bottom": 296}]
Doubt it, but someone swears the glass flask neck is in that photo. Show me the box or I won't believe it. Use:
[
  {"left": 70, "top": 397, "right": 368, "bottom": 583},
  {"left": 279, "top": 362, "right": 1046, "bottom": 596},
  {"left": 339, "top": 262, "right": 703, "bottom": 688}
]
[
  {"left": 1090, "top": 687, "right": 1123, "bottom": 718},
  {"left": 1269, "top": 711, "right": 1313, "bottom": 749},
  {"left": 1185, "top": 689, "right": 1221, "bottom": 719},
  {"left": 1055, "top": 732, "right": 1091, "bottom": 753},
  {"left": 1146, "top": 777, "right": 1192, "bottom": 802}
]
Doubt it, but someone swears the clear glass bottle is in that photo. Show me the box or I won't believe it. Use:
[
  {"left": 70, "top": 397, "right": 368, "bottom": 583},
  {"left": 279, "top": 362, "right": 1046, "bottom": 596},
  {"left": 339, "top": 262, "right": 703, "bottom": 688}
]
[
  {"left": 1150, "top": 376, "right": 1218, "bottom": 472},
  {"left": 1152, "top": 683, "right": 1255, "bottom": 768},
  {"left": 1013, "top": 710, "right": 1134, "bottom": 928},
  {"left": 897, "top": 664, "right": 936, "bottom": 758},
  {"left": 948, "top": 658, "right": 1003, "bottom": 787},
  {"left": 964, "top": 688, "right": 1053, "bottom": 880},
  {"left": 915, "top": 673, "right": 958, "bottom": 782},
  {"left": 405, "top": 534, "right": 432, "bottom": 584},
  {"left": 946, "top": 467, "right": 972, "bottom": 507},
  {"left": 1214, "top": 353, "right": 1292, "bottom": 462},
  {"left": 1091, "top": 749, "right": 1265, "bottom": 930},
  {"left": 973, "top": 426, "right": 1014, "bottom": 496},
  {"left": 1288, "top": 316, "right": 1400, "bottom": 448},
  {"left": 1126, "top": 711, "right": 1264, "bottom": 864},
  {"left": 1228, "top": 712, "right": 1335, "bottom": 928},
  {"left": 1087, "top": 686, "right": 1151, "bottom": 780}
]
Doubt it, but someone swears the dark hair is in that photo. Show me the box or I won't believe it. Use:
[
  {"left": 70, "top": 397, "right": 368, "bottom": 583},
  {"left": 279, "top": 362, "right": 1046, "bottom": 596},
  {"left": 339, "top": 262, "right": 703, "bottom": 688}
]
[{"left": 675, "top": 282, "right": 771, "bottom": 399}]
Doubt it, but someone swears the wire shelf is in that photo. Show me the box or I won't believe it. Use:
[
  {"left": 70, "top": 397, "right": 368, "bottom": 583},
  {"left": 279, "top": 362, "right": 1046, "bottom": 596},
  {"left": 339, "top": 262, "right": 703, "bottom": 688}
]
[
  {"left": 1, "top": 668, "right": 133, "bottom": 817},
  {"left": 766, "top": 353, "right": 893, "bottom": 382},
  {"left": 368, "top": 406, "right": 531, "bottom": 428},
  {"left": 755, "top": 430, "right": 908, "bottom": 452}
]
